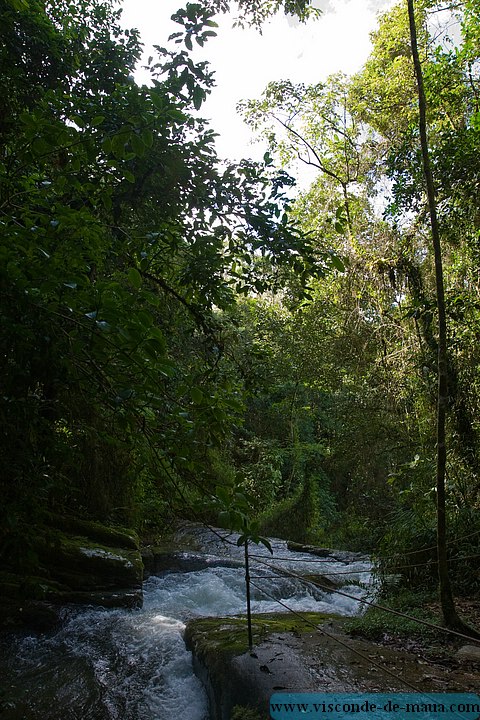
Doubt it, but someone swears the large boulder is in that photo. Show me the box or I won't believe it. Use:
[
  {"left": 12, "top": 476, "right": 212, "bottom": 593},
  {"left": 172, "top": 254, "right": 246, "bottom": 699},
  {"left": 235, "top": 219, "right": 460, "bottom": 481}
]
[
  {"left": 185, "top": 612, "right": 340, "bottom": 720},
  {"left": 1, "top": 518, "right": 143, "bottom": 626},
  {"left": 286, "top": 542, "right": 368, "bottom": 564},
  {"left": 185, "top": 611, "right": 479, "bottom": 720},
  {"left": 142, "top": 547, "right": 243, "bottom": 577},
  {"left": 37, "top": 529, "right": 143, "bottom": 593}
]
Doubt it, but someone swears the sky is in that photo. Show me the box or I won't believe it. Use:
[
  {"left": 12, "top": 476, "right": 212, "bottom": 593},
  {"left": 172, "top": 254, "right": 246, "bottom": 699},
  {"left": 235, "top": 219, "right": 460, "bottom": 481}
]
[{"left": 120, "top": 0, "right": 395, "bottom": 167}]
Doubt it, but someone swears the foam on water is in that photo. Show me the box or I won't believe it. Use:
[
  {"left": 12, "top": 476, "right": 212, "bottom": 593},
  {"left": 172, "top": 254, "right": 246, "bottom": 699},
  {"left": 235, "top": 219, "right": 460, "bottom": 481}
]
[{"left": 0, "top": 529, "right": 372, "bottom": 720}]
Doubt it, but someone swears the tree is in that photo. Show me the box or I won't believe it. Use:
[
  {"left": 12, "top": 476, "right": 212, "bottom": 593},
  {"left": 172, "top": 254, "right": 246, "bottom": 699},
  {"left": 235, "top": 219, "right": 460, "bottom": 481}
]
[
  {"left": 0, "top": 0, "right": 324, "bottom": 561},
  {"left": 240, "top": 74, "right": 367, "bottom": 238},
  {"left": 237, "top": 0, "right": 480, "bottom": 604},
  {"left": 406, "top": 0, "right": 479, "bottom": 636},
  {"left": 209, "top": 0, "right": 319, "bottom": 27}
]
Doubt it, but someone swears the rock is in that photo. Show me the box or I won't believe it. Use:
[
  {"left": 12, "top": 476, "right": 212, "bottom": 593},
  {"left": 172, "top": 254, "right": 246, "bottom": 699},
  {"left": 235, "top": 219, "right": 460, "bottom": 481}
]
[
  {"left": 186, "top": 612, "right": 479, "bottom": 719},
  {"left": 142, "top": 548, "right": 242, "bottom": 578},
  {"left": 456, "top": 645, "right": 480, "bottom": 663},
  {"left": 1, "top": 519, "right": 144, "bottom": 625},
  {"left": 287, "top": 541, "right": 332, "bottom": 557},
  {"left": 185, "top": 612, "right": 341, "bottom": 720},
  {"left": 44, "top": 514, "right": 140, "bottom": 550},
  {"left": 36, "top": 529, "right": 143, "bottom": 593},
  {"left": 286, "top": 542, "right": 368, "bottom": 563},
  {"left": 53, "top": 588, "right": 143, "bottom": 609},
  {"left": 0, "top": 597, "right": 62, "bottom": 633},
  {"left": 303, "top": 573, "right": 342, "bottom": 591}
]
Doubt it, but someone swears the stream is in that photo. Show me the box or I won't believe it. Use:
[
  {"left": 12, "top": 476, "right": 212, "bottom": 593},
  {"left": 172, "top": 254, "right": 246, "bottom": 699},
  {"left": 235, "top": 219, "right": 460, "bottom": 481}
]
[{"left": 0, "top": 527, "right": 372, "bottom": 720}]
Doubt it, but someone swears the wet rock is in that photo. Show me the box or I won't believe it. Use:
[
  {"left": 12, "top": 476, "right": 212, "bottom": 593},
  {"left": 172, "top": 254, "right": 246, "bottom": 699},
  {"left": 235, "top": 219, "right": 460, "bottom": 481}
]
[
  {"left": 1, "top": 520, "right": 144, "bottom": 624},
  {"left": 37, "top": 529, "right": 143, "bottom": 593},
  {"left": 44, "top": 514, "right": 140, "bottom": 550},
  {"left": 0, "top": 597, "right": 62, "bottom": 633},
  {"left": 185, "top": 612, "right": 340, "bottom": 720},
  {"left": 142, "top": 548, "right": 242, "bottom": 578},
  {"left": 53, "top": 588, "right": 143, "bottom": 608},
  {"left": 456, "top": 645, "right": 480, "bottom": 663},
  {"left": 302, "top": 574, "right": 342, "bottom": 591},
  {"left": 286, "top": 542, "right": 368, "bottom": 564},
  {"left": 186, "top": 613, "right": 480, "bottom": 719}
]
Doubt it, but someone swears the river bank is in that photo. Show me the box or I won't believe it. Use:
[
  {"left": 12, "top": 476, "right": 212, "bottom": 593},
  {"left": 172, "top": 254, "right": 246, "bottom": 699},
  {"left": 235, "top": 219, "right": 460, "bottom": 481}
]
[{"left": 186, "top": 611, "right": 480, "bottom": 720}]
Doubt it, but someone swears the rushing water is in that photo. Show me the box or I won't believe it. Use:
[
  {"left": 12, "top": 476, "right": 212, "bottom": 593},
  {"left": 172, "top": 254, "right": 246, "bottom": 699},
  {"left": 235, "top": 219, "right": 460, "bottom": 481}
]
[{"left": 0, "top": 528, "right": 372, "bottom": 720}]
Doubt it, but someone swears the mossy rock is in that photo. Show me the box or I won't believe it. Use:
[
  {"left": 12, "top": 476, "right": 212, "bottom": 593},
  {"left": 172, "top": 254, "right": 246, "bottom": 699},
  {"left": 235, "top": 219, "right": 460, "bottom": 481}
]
[
  {"left": 141, "top": 547, "right": 243, "bottom": 577},
  {"left": 36, "top": 528, "right": 143, "bottom": 591},
  {"left": 302, "top": 574, "right": 342, "bottom": 591},
  {"left": 185, "top": 612, "right": 342, "bottom": 720},
  {"left": 44, "top": 513, "right": 140, "bottom": 550},
  {"left": 287, "top": 541, "right": 331, "bottom": 557},
  {"left": 185, "top": 613, "right": 333, "bottom": 656},
  {"left": 1, "top": 519, "right": 143, "bottom": 620}
]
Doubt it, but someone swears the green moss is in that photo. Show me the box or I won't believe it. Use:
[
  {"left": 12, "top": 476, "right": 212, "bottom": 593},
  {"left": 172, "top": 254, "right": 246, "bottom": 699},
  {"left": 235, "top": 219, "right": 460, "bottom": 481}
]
[
  {"left": 44, "top": 514, "right": 140, "bottom": 549},
  {"left": 35, "top": 529, "right": 143, "bottom": 590},
  {"left": 186, "top": 612, "right": 344, "bottom": 720},
  {"left": 186, "top": 611, "right": 343, "bottom": 658},
  {"left": 231, "top": 705, "right": 268, "bottom": 720},
  {"left": 0, "top": 571, "right": 67, "bottom": 600},
  {"left": 1, "top": 522, "right": 144, "bottom": 609}
]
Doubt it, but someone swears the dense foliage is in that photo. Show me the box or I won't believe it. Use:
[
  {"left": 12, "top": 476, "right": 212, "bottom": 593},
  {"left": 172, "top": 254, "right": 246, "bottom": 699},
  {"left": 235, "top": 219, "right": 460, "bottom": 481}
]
[
  {"left": 0, "top": 0, "right": 324, "bottom": 561},
  {"left": 1, "top": 0, "right": 479, "bottom": 618},
  {"left": 239, "top": 0, "right": 480, "bottom": 602}
]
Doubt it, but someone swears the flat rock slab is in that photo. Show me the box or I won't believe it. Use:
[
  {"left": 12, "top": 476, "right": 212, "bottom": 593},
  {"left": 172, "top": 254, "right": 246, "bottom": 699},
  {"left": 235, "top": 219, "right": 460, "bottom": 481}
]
[
  {"left": 286, "top": 542, "right": 368, "bottom": 564},
  {"left": 185, "top": 614, "right": 480, "bottom": 720}
]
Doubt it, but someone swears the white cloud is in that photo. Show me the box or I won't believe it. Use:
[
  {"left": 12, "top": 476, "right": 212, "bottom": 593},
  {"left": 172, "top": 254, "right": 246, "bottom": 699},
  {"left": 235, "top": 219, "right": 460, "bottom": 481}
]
[{"left": 120, "top": 0, "right": 396, "bottom": 163}]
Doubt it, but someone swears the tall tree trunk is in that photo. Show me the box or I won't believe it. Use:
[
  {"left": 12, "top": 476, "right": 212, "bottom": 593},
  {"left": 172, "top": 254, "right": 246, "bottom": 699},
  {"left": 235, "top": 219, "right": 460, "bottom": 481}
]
[{"left": 406, "top": 0, "right": 478, "bottom": 635}]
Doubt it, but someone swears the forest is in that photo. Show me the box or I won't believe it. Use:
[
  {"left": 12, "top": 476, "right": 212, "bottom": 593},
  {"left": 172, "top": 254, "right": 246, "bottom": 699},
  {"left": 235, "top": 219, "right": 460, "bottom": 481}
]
[{"left": 1, "top": 0, "right": 479, "bottom": 639}]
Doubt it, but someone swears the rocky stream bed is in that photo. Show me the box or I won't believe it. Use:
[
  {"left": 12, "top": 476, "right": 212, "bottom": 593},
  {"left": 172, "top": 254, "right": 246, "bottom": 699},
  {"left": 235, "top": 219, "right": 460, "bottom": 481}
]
[{"left": 1, "top": 522, "right": 478, "bottom": 720}]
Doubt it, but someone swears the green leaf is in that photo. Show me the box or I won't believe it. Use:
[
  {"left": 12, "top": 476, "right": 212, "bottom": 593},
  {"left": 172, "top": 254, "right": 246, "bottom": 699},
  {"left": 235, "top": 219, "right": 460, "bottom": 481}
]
[
  {"left": 216, "top": 486, "right": 230, "bottom": 504},
  {"left": 141, "top": 129, "right": 154, "bottom": 148},
  {"left": 150, "top": 92, "right": 165, "bottom": 110},
  {"left": 130, "top": 133, "right": 145, "bottom": 157},
  {"left": 193, "top": 86, "right": 204, "bottom": 111},
  {"left": 260, "top": 537, "right": 273, "bottom": 554},
  {"left": 127, "top": 267, "right": 142, "bottom": 289},
  {"left": 218, "top": 510, "right": 231, "bottom": 527},
  {"left": 330, "top": 254, "right": 345, "bottom": 272},
  {"left": 186, "top": 3, "right": 200, "bottom": 21},
  {"left": 8, "top": 0, "right": 29, "bottom": 10},
  {"left": 115, "top": 388, "right": 134, "bottom": 403},
  {"left": 32, "top": 137, "right": 51, "bottom": 156},
  {"left": 191, "top": 386, "right": 204, "bottom": 404},
  {"left": 91, "top": 116, "right": 106, "bottom": 127},
  {"left": 111, "top": 134, "right": 126, "bottom": 159}
]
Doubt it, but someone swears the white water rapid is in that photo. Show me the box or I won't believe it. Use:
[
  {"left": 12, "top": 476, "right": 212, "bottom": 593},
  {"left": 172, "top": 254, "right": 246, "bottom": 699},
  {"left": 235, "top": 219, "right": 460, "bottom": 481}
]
[{"left": 0, "top": 528, "right": 372, "bottom": 720}]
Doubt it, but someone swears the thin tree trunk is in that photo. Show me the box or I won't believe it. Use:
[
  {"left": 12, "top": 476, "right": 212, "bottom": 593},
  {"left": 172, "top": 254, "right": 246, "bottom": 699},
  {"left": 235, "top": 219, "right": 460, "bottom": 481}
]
[{"left": 406, "top": 0, "right": 478, "bottom": 635}]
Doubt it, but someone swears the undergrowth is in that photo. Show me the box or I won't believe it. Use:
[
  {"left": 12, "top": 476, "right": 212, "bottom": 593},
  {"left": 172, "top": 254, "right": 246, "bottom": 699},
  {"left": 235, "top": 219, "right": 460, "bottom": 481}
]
[{"left": 345, "top": 589, "right": 439, "bottom": 642}]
